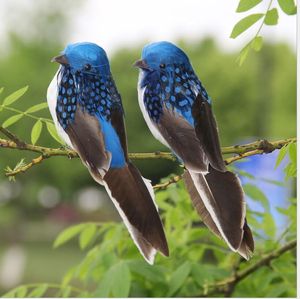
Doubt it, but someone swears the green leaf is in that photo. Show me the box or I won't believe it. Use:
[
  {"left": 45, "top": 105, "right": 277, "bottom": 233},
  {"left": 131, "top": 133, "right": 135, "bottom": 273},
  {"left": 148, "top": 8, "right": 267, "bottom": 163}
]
[
  {"left": 2, "top": 114, "right": 23, "bottom": 128},
  {"left": 275, "top": 145, "right": 288, "bottom": 168},
  {"left": 251, "top": 36, "right": 263, "bottom": 51},
  {"left": 79, "top": 224, "right": 97, "bottom": 249},
  {"left": 288, "top": 143, "right": 296, "bottom": 166},
  {"left": 2, "top": 86, "right": 28, "bottom": 106},
  {"left": 53, "top": 224, "right": 84, "bottom": 248},
  {"left": 28, "top": 284, "right": 48, "bottom": 297},
  {"left": 97, "top": 270, "right": 113, "bottom": 297},
  {"left": 46, "top": 122, "right": 64, "bottom": 144},
  {"left": 264, "top": 8, "right": 279, "bottom": 25},
  {"left": 278, "top": 0, "right": 297, "bottom": 15},
  {"left": 236, "top": 0, "right": 262, "bottom": 12},
  {"left": 129, "top": 260, "right": 166, "bottom": 283},
  {"left": 262, "top": 213, "right": 276, "bottom": 238},
  {"left": 26, "top": 102, "right": 48, "bottom": 113},
  {"left": 0, "top": 87, "right": 4, "bottom": 95},
  {"left": 61, "top": 286, "right": 71, "bottom": 298},
  {"left": 237, "top": 42, "right": 251, "bottom": 65},
  {"left": 2, "top": 289, "right": 17, "bottom": 298},
  {"left": 265, "top": 283, "right": 291, "bottom": 297},
  {"left": 16, "top": 286, "right": 27, "bottom": 297},
  {"left": 285, "top": 162, "right": 296, "bottom": 178},
  {"left": 111, "top": 262, "right": 131, "bottom": 297},
  {"left": 97, "top": 262, "right": 131, "bottom": 297},
  {"left": 31, "top": 119, "right": 43, "bottom": 145},
  {"left": 230, "top": 14, "right": 264, "bottom": 38},
  {"left": 167, "top": 261, "right": 191, "bottom": 296},
  {"left": 243, "top": 183, "right": 270, "bottom": 211},
  {"left": 192, "top": 263, "right": 230, "bottom": 286}
]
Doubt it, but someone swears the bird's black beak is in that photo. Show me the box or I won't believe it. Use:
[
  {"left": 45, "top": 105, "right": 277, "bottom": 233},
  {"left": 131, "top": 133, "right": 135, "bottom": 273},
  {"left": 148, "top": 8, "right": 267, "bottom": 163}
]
[
  {"left": 133, "top": 59, "right": 150, "bottom": 70},
  {"left": 51, "top": 54, "right": 69, "bottom": 65}
]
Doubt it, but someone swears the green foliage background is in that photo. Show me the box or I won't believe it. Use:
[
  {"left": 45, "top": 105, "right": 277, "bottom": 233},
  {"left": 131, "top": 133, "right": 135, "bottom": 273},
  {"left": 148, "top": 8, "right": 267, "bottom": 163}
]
[{"left": 0, "top": 0, "right": 296, "bottom": 297}]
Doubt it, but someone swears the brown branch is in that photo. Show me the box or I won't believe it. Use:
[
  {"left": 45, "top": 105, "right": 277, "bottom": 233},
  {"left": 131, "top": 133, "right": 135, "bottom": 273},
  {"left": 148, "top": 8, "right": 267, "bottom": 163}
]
[
  {"left": 0, "top": 126, "right": 25, "bottom": 146},
  {"left": 0, "top": 126, "right": 296, "bottom": 179},
  {"left": 6, "top": 155, "right": 47, "bottom": 177},
  {"left": 202, "top": 239, "right": 296, "bottom": 297},
  {"left": 153, "top": 175, "right": 182, "bottom": 190},
  {"left": 152, "top": 138, "right": 296, "bottom": 190}
]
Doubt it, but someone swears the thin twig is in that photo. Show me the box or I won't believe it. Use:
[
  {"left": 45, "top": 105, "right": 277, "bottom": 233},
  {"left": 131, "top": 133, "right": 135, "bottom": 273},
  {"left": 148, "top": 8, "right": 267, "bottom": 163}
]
[
  {"left": 0, "top": 126, "right": 25, "bottom": 146},
  {"left": 0, "top": 127, "right": 296, "bottom": 179},
  {"left": 152, "top": 137, "right": 296, "bottom": 190},
  {"left": 202, "top": 239, "right": 296, "bottom": 296},
  {"left": 153, "top": 175, "right": 182, "bottom": 190}
]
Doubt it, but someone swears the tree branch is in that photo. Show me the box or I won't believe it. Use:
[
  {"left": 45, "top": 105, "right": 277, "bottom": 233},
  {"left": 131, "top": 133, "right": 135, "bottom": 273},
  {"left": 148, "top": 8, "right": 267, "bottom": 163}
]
[
  {"left": 0, "top": 126, "right": 296, "bottom": 179},
  {"left": 203, "top": 239, "right": 296, "bottom": 297},
  {"left": 153, "top": 175, "right": 182, "bottom": 190}
]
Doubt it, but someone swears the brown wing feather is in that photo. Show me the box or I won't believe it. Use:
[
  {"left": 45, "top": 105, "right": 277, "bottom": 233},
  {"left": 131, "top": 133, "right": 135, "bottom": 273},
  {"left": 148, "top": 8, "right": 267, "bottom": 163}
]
[
  {"left": 183, "top": 169, "right": 254, "bottom": 259},
  {"left": 65, "top": 107, "right": 111, "bottom": 177},
  {"left": 155, "top": 105, "right": 208, "bottom": 172},
  {"left": 192, "top": 94, "right": 226, "bottom": 172},
  {"left": 103, "top": 162, "right": 169, "bottom": 259}
]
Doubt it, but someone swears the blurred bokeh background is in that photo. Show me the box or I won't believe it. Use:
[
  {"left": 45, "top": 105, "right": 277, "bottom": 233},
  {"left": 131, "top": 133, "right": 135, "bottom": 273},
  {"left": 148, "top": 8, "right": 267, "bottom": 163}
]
[{"left": 0, "top": 0, "right": 296, "bottom": 294}]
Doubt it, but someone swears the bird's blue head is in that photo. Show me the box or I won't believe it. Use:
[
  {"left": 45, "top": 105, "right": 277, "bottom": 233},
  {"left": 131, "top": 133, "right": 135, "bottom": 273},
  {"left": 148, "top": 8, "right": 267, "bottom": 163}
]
[
  {"left": 52, "top": 42, "right": 110, "bottom": 74},
  {"left": 134, "top": 41, "right": 192, "bottom": 72}
]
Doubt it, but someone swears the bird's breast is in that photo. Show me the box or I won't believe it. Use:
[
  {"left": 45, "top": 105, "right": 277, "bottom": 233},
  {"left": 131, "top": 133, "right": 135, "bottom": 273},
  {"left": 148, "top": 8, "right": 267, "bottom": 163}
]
[{"left": 47, "top": 70, "right": 73, "bottom": 147}]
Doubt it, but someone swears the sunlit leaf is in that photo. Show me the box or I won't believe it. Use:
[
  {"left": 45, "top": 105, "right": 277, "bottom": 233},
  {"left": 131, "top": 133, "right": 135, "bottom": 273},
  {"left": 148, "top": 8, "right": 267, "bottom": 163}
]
[
  {"left": 2, "top": 86, "right": 28, "bottom": 106},
  {"left": 31, "top": 119, "right": 43, "bottom": 145},
  {"left": 236, "top": 0, "right": 262, "bottom": 12},
  {"left": 237, "top": 42, "right": 251, "bottom": 65},
  {"left": 251, "top": 36, "right": 263, "bottom": 51},
  {"left": 262, "top": 213, "right": 276, "bottom": 238},
  {"left": 46, "top": 121, "right": 64, "bottom": 144},
  {"left": 79, "top": 224, "right": 97, "bottom": 250},
  {"left": 2, "top": 114, "right": 23, "bottom": 128},
  {"left": 275, "top": 145, "right": 288, "bottom": 168},
  {"left": 278, "top": 0, "right": 297, "bottom": 15},
  {"left": 288, "top": 143, "right": 296, "bottom": 166},
  {"left": 54, "top": 224, "right": 84, "bottom": 248},
  {"left": 264, "top": 8, "right": 279, "bottom": 25},
  {"left": 16, "top": 286, "right": 27, "bottom": 298},
  {"left": 26, "top": 102, "right": 48, "bottom": 113},
  {"left": 230, "top": 14, "right": 264, "bottom": 38},
  {"left": 284, "top": 163, "right": 296, "bottom": 178}
]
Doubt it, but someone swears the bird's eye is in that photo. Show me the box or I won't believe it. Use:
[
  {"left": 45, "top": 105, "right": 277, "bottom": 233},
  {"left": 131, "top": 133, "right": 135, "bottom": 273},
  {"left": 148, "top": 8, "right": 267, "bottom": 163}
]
[
  {"left": 84, "top": 64, "right": 92, "bottom": 71},
  {"left": 160, "top": 63, "right": 166, "bottom": 69}
]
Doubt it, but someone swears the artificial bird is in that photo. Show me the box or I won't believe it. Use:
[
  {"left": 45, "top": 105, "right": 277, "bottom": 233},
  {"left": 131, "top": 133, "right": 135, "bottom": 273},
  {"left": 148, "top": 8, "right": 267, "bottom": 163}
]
[
  {"left": 47, "top": 42, "right": 168, "bottom": 264},
  {"left": 134, "top": 41, "right": 254, "bottom": 259}
]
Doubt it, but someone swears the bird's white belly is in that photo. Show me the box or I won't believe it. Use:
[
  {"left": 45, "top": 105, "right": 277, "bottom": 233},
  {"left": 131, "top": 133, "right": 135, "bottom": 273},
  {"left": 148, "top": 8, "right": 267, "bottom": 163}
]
[
  {"left": 137, "top": 85, "right": 170, "bottom": 149},
  {"left": 47, "top": 70, "right": 73, "bottom": 148}
]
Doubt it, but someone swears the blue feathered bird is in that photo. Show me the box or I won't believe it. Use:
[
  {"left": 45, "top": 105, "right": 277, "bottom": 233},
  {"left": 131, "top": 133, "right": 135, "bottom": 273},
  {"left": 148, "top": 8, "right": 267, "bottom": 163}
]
[
  {"left": 134, "top": 41, "right": 254, "bottom": 259},
  {"left": 47, "top": 42, "right": 169, "bottom": 264}
]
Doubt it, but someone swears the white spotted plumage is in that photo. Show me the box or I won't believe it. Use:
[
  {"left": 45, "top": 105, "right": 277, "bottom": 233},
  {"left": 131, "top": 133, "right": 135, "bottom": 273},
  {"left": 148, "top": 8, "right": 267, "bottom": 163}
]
[
  {"left": 47, "top": 69, "right": 73, "bottom": 148},
  {"left": 137, "top": 78, "right": 169, "bottom": 149}
]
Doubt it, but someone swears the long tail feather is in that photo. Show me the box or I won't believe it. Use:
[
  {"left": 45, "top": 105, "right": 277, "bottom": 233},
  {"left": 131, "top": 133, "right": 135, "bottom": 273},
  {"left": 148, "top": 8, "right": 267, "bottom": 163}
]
[
  {"left": 101, "top": 162, "right": 168, "bottom": 264},
  {"left": 183, "top": 168, "right": 254, "bottom": 259}
]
